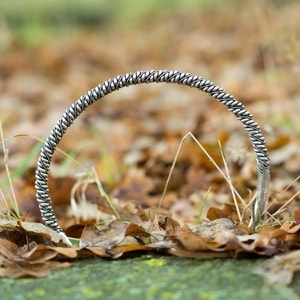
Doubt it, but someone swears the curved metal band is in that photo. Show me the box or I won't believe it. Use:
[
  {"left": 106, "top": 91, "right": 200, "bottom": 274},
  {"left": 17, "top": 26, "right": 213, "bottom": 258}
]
[{"left": 35, "top": 70, "right": 270, "bottom": 238}]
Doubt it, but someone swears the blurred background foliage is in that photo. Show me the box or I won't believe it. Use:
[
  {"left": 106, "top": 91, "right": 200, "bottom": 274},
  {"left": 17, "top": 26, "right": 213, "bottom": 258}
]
[
  {"left": 0, "top": 0, "right": 295, "bottom": 46},
  {"left": 0, "top": 0, "right": 252, "bottom": 46}
]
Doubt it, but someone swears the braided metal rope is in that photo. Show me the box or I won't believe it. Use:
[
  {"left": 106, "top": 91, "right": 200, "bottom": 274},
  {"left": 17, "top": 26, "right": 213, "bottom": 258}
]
[{"left": 35, "top": 70, "right": 270, "bottom": 243}]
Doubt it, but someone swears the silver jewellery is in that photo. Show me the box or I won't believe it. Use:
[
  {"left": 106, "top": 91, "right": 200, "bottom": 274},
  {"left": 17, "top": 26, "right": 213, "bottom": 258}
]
[{"left": 35, "top": 70, "right": 270, "bottom": 245}]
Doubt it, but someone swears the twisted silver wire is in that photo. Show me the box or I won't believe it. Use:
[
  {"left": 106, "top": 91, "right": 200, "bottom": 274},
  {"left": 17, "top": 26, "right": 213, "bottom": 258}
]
[{"left": 35, "top": 70, "right": 270, "bottom": 240}]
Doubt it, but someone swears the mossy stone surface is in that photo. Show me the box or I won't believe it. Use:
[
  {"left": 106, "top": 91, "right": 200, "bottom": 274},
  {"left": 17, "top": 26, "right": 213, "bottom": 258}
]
[{"left": 1, "top": 255, "right": 300, "bottom": 300}]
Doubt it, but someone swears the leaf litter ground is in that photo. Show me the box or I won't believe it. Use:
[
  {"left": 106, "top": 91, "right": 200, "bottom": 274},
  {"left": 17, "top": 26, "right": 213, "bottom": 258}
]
[{"left": 0, "top": 1, "right": 300, "bottom": 284}]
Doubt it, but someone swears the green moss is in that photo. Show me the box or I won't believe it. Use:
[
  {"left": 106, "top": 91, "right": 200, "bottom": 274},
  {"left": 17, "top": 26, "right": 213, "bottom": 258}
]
[
  {"left": 1, "top": 255, "right": 300, "bottom": 300},
  {"left": 146, "top": 258, "right": 167, "bottom": 267}
]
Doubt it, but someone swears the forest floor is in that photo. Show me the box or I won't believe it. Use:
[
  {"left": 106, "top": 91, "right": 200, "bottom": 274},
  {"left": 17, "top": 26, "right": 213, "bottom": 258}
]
[{"left": 0, "top": 0, "right": 300, "bottom": 298}]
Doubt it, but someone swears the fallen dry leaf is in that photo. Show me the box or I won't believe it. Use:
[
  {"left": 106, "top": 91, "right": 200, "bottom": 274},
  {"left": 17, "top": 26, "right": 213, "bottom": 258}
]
[
  {"left": 254, "top": 250, "right": 300, "bottom": 285},
  {"left": 0, "top": 260, "right": 72, "bottom": 279}
]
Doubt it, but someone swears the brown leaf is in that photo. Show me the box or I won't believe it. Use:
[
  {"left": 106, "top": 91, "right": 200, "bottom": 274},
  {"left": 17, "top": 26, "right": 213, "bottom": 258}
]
[
  {"left": 293, "top": 208, "right": 300, "bottom": 225},
  {"left": 0, "top": 261, "right": 71, "bottom": 278},
  {"left": 0, "top": 220, "right": 29, "bottom": 246},
  {"left": 125, "top": 223, "right": 151, "bottom": 238},
  {"left": 109, "top": 244, "right": 153, "bottom": 258},
  {"left": 65, "top": 224, "right": 85, "bottom": 239},
  {"left": 18, "top": 220, "right": 66, "bottom": 245},
  {"left": 45, "top": 246, "right": 78, "bottom": 259},
  {"left": 267, "top": 134, "right": 291, "bottom": 151},
  {"left": 254, "top": 250, "right": 300, "bottom": 285},
  {"left": 167, "top": 225, "right": 216, "bottom": 252},
  {"left": 270, "top": 222, "right": 300, "bottom": 238},
  {"left": 0, "top": 238, "right": 19, "bottom": 261},
  {"left": 19, "top": 242, "right": 58, "bottom": 262},
  {"left": 191, "top": 218, "right": 236, "bottom": 239},
  {"left": 80, "top": 220, "right": 128, "bottom": 247},
  {"left": 207, "top": 203, "right": 242, "bottom": 222},
  {"left": 84, "top": 246, "right": 108, "bottom": 257},
  {"left": 112, "top": 168, "right": 154, "bottom": 201}
]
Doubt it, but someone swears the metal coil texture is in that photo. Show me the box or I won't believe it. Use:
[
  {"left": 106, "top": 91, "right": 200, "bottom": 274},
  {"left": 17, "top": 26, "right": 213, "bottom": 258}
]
[{"left": 35, "top": 70, "right": 270, "bottom": 243}]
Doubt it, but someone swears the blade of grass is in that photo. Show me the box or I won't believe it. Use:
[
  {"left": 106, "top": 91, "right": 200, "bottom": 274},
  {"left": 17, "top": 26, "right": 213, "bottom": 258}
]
[
  {"left": 187, "top": 132, "right": 244, "bottom": 203},
  {"left": 89, "top": 128, "right": 123, "bottom": 187},
  {"left": 0, "top": 123, "right": 20, "bottom": 219},
  {"left": 70, "top": 171, "right": 117, "bottom": 223},
  {"left": 55, "top": 146, "right": 121, "bottom": 220},
  {"left": 13, "top": 134, "right": 92, "bottom": 177},
  {"left": 159, "top": 132, "right": 188, "bottom": 208},
  {"left": 195, "top": 186, "right": 211, "bottom": 224},
  {"left": 159, "top": 131, "right": 247, "bottom": 223},
  {"left": 0, "top": 187, "right": 10, "bottom": 218},
  {"left": 91, "top": 167, "right": 120, "bottom": 219},
  {"left": 264, "top": 175, "right": 300, "bottom": 224},
  {"left": 14, "top": 133, "right": 121, "bottom": 220},
  {"left": 160, "top": 131, "right": 245, "bottom": 203},
  {"left": 56, "top": 140, "right": 92, "bottom": 177},
  {"left": 269, "top": 190, "right": 300, "bottom": 219},
  {"left": 11, "top": 141, "right": 42, "bottom": 181},
  {"left": 218, "top": 140, "right": 243, "bottom": 224}
]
